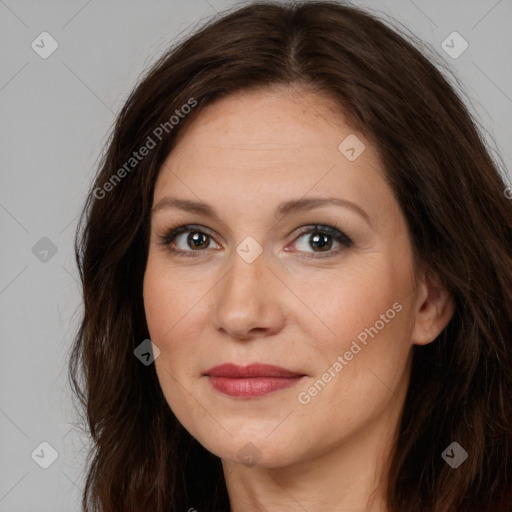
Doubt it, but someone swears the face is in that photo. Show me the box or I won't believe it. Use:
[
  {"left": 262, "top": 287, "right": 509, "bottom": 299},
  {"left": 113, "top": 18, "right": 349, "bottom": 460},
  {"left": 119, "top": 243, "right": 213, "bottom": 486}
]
[{"left": 143, "top": 86, "right": 422, "bottom": 469}]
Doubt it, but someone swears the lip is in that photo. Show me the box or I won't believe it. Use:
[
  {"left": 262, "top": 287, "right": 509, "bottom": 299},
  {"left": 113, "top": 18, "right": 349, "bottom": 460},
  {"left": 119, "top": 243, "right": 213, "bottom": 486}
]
[
  {"left": 205, "top": 363, "right": 304, "bottom": 378},
  {"left": 204, "top": 363, "right": 305, "bottom": 398}
]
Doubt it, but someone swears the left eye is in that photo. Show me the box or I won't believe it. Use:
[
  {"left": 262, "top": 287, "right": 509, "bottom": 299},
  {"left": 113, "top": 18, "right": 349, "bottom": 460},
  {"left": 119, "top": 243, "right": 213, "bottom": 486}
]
[
  {"left": 158, "top": 224, "right": 353, "bottom": 259},
  {"left": 291, "top": 225, "right": 353, "bottom": 258}
]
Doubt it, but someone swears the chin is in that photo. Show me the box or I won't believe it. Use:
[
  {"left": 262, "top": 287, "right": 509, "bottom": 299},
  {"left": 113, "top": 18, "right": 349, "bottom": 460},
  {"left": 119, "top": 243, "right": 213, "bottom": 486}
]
[{"left": 196, "top": 427, "right": 305, "bottom": 468}]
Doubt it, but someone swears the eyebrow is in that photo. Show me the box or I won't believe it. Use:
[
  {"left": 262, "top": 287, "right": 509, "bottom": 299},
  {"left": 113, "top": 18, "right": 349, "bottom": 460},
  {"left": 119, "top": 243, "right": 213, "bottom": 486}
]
[{"left": 151, "top": 196, "right": 371, "bottom": 225}]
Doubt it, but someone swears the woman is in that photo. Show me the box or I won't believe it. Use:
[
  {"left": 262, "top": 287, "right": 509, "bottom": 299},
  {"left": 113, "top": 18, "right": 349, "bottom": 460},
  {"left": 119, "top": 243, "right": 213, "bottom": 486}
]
[{"left": 69, "top": 1, "right": 512, "bottom": 511}]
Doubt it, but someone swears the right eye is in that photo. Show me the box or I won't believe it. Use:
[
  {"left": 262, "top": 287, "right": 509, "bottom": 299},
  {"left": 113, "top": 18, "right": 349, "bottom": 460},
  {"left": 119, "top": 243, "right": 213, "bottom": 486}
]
[{"left": 158, "top": 224, "right": 220, "bottom": 257}]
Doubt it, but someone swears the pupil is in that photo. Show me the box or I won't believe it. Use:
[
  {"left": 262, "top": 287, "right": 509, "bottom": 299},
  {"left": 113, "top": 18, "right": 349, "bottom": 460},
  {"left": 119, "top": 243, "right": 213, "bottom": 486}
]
[
  {"left": 189, "top": 232, "right": 207, "bottom": 249},
  {"left": 312, "top": 232, "right": 331, "bottom": 251}
]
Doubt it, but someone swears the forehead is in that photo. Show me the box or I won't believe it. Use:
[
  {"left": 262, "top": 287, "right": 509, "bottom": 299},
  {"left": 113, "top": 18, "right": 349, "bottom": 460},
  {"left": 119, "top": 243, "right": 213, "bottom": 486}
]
[
  {"left": 165, "top": 86, "right": 359, "bottom": 168},
  {"left": 153, "top": 87, "right": 393, "bottom": 222}
]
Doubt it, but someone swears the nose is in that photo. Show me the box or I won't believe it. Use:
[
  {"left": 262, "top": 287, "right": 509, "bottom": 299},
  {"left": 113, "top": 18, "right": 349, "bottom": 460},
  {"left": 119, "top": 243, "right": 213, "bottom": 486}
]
[{"left": 211, "top": 249, "right": 287, "bottom": 341}]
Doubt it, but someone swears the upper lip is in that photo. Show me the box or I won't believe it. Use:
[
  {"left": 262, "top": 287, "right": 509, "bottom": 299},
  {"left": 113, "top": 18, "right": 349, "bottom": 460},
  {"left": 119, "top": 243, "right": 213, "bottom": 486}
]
[{"left": 204, "top": 363, "right": 304, "bottom": 378}]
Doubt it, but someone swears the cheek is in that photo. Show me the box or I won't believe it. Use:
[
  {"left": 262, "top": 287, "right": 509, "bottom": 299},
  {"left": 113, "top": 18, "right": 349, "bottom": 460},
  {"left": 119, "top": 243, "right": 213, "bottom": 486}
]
[
  {"left": 289, "top": 275, "right": 414, "bottom": 448},
  {"left": 290, "top": 251, "right": 416, "bottom": 420},
  {"left": 302, "top": 257, "right": 414, "bottom": 399},
  {"left": 143, "top": 262, "right": 211, "bottom": 437},
  {"left": 143, "top": 258, "right": 208, "bottom": 345},
  {"left": 291, "top": 256, "right": 412, "bottom": 356},
  {"left": 142, "top": 257, "right": 219, "bottom": 416}
]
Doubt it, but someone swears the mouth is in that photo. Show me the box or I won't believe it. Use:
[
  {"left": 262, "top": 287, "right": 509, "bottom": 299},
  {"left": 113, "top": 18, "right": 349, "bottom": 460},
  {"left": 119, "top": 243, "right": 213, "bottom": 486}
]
[{"left": 203, "top": 363, "right": 306, "bottom": 398}]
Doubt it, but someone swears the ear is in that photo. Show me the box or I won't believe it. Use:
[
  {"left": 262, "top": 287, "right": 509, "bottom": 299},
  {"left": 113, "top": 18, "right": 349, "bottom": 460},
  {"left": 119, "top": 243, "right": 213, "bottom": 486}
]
[{"left": 411, "top": 267, "right": 456, "bottom": 346}]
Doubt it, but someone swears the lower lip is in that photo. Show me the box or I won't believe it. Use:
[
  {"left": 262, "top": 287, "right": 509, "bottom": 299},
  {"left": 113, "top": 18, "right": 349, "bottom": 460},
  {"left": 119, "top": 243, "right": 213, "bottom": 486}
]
[{"left": 206, "top": 376, "right": 304, "bottom": 398}]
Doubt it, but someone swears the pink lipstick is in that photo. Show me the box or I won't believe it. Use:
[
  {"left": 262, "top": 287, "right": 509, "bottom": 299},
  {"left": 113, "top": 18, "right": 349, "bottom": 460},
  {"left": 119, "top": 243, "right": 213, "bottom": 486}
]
[{"left": 204, "top": 363, "right": 305, "bottom": 398}]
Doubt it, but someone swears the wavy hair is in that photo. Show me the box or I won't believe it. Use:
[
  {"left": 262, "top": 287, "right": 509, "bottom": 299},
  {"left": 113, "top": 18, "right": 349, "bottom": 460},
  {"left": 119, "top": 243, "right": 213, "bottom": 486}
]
[{"left": 69, "top": 1, "right": 512, "bottom": 510}]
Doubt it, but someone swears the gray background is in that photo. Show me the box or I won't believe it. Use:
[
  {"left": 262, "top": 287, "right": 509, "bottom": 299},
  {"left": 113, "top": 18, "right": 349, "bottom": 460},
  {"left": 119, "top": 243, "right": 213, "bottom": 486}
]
[{"left": 0, "top": 0, "right": 511, "bottom": 510}]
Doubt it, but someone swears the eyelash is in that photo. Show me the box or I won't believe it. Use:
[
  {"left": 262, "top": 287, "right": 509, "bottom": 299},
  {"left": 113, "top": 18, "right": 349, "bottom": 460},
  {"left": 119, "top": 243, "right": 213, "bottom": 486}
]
[{"left": 157, "top": 223, "right": 353, "bottom": 260}]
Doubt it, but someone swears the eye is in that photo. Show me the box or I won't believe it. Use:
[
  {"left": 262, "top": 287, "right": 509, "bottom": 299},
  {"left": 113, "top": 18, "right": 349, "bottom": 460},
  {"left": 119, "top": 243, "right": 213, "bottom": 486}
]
[
  {"left": 157, "top": 223, "right": 353, "bottom": 259},
  {"left": 157, "top": 224, "right": 219, "bottom": 258},
  {"left": 289, "top": 224, "right": 353, "bottom": 259}
]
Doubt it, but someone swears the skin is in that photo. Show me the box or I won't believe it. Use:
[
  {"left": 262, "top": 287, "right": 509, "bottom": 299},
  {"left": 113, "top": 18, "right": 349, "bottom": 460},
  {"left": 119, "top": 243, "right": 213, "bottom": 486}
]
[{"left": 143, "top": 85, "right": 455, "bottom": 511}]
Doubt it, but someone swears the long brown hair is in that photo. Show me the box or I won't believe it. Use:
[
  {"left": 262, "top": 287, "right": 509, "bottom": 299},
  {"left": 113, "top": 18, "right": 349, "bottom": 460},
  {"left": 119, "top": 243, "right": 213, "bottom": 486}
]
[{"left": 69, "top": 1, "right": 512, "bottom": 510}]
